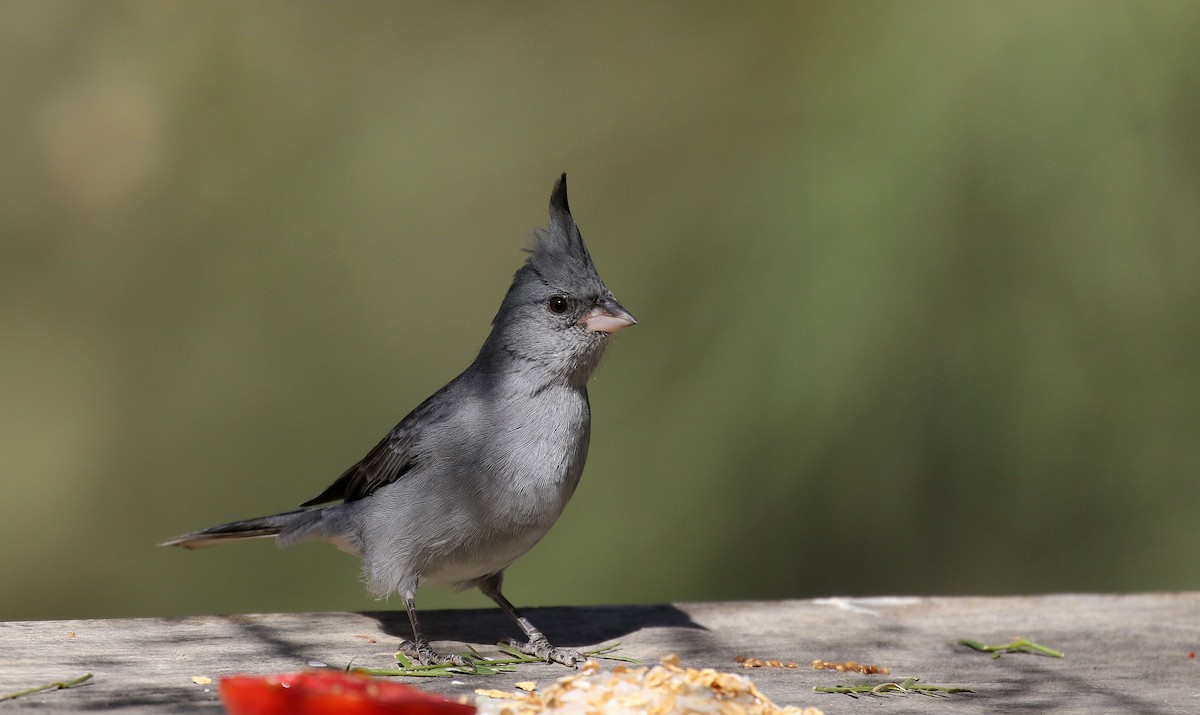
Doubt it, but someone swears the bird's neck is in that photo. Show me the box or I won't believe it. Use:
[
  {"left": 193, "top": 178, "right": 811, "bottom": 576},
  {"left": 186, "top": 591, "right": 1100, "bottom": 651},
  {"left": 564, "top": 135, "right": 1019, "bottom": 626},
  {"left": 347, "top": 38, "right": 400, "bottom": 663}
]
[{"left": 475, "top": 334, "right": 603, "bottom": 394}]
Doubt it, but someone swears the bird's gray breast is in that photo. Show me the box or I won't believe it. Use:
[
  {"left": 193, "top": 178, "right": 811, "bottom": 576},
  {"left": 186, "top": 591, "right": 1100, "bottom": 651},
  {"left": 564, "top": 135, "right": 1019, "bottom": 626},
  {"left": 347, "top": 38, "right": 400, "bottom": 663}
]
[
  {"left": 356, "top": 380, "right": 592, "bottom": 593},
  {"left": 452, "top": 382, "right": 592, "bottom": 523}
]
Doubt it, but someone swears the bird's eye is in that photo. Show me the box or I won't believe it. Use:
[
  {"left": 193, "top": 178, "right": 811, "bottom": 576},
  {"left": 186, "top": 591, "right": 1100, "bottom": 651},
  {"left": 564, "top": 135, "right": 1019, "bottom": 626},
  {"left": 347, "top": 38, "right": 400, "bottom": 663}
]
[{"left": 547, "top": 295, "right": 570, "bottom": 314}]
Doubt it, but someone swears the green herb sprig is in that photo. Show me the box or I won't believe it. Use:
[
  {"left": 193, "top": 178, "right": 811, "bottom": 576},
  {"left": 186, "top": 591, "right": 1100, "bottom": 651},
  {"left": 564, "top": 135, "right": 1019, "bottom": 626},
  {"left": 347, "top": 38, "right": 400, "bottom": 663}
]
[
  {"left": 353, "top": 642, "right": 636, "bottom": 678},
  {"left": 0, "top": 673, "right": 93, "bottom": 701},
  {"left": 815, "top": 677, "right": 972, "bottom": 698}
]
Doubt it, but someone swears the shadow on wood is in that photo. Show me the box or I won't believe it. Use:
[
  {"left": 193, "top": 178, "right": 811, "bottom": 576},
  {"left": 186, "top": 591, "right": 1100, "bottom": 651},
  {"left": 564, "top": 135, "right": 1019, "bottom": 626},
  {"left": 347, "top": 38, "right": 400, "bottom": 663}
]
[{"left": 363, "top": 603, "right": 707, "bottom": 649}]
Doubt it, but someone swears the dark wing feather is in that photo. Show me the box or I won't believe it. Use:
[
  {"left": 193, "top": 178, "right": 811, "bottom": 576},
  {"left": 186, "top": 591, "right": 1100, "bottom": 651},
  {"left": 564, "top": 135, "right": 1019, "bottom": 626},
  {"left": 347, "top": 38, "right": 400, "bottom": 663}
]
[
  {"left": 299, "top": 432, "right": 415, "bottom": 505},
  {"left": 300, "top": 388, "right": 454, "bottom": 506}
]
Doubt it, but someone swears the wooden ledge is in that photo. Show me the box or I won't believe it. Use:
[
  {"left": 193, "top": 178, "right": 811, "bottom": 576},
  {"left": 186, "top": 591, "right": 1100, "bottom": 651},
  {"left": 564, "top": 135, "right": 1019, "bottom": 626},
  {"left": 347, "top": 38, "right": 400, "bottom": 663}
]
[{"left": 2, "top": 593, "right": 1197, "bottom": 713}]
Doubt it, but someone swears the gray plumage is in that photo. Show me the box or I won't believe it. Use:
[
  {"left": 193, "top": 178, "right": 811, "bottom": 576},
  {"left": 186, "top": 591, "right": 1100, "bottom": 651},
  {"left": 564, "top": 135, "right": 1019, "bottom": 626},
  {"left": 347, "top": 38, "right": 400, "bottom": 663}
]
[{"left": 162, "top": 174, "right": 635, "bottom": 666}]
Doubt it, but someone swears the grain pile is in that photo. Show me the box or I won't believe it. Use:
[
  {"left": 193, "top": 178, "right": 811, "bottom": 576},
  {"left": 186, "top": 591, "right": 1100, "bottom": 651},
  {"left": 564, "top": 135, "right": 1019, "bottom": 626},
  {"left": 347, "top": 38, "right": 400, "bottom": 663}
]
[{"left": 475, "top": 655, "right": 822, "bottom": 715}]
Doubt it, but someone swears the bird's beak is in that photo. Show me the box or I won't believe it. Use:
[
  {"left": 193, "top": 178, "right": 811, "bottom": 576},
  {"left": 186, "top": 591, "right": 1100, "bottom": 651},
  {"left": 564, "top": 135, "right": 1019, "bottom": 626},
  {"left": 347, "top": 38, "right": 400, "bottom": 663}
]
[{"left": 580, "top": 296, "right": 637, "bottom": 334}]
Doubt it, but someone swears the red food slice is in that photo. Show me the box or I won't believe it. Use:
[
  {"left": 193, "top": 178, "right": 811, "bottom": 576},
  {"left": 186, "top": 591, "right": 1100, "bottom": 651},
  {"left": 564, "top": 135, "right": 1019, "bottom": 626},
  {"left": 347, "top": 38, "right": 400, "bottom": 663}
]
[{"left": 220, "top": 671, "right": 475, "bottom": 715}]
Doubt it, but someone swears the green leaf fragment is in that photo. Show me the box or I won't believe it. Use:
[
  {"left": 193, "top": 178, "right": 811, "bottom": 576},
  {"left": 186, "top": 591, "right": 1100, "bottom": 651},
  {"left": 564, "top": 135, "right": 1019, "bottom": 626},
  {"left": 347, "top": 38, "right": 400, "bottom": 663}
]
[
  {"left": 958, "top": 637, "right": 1064, "bottom": 658},
  {"left": 495, "top": 643, "right": 542, "bottom": 662},
  {"left": 586, "top": 642, "right": 640, "bottom": 663}
]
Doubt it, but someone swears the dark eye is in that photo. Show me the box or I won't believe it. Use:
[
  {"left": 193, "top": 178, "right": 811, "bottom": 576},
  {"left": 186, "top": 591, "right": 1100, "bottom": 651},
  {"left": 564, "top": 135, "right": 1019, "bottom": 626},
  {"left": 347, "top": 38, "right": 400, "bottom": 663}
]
[{"left": 547, "top": 295, "right": 570, "bottom": 314}]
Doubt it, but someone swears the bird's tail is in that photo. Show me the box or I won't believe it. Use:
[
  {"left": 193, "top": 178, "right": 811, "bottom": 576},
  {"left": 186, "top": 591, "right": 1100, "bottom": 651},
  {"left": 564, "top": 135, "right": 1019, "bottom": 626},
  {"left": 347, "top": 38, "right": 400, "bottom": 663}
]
[{"left": 160, "top": 505, "right": 357, "bottom": 552}]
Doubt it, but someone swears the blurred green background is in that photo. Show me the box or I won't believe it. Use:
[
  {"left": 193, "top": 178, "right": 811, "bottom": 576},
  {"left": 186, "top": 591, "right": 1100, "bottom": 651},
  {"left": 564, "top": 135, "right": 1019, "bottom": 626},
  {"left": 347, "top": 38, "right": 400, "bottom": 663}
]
[{"left": 3, "top": 1, "right": 1199, "bottom": 622}]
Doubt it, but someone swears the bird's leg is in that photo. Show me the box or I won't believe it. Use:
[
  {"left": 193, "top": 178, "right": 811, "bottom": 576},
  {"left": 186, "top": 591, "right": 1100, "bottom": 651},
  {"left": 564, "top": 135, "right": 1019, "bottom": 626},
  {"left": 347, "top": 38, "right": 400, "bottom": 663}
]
[
  {"left": 479, "top": 573, "right": 585, "bottom": 667},
  {"left": 398, "top": 593, "right": 471, "bottom": 666}
]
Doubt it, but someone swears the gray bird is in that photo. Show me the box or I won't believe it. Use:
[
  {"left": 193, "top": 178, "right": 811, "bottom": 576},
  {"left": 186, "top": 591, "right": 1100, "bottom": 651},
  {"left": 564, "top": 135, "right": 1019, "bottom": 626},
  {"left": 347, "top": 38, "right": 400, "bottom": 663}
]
[{"left": 162, "top": 174, "right": 635, "bottom": 666}]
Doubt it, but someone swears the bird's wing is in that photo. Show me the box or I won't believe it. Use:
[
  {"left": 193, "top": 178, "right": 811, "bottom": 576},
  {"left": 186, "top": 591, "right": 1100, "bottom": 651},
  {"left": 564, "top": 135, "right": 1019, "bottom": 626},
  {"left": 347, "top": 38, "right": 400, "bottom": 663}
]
[
  {"left": 299, "top": 430, "right": 415, "bottom": 506},
  {"left": 300, "top": 390, "right": 451, "bottom": 506}
]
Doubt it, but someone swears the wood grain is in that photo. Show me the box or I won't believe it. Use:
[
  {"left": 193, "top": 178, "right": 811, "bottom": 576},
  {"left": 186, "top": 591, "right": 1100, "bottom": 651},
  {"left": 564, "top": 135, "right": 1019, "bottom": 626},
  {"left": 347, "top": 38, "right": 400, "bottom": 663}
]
[{"left": 2, "top": 594, "right": 1197, "bottom": 713}]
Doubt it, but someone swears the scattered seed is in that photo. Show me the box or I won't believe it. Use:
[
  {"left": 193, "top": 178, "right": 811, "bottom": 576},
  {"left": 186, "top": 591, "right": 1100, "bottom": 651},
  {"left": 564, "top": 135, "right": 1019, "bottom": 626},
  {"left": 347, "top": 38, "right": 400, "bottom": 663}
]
[{"left": 811, "top": 660, "right": 889, "bottom": 675}]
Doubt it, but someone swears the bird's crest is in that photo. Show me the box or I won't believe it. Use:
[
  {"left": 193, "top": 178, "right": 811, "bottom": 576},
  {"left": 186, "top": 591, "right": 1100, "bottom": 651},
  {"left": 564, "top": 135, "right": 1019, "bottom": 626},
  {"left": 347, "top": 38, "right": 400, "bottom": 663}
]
[{"left": 523, "top": 173, "right": 603, "bottom": 292}]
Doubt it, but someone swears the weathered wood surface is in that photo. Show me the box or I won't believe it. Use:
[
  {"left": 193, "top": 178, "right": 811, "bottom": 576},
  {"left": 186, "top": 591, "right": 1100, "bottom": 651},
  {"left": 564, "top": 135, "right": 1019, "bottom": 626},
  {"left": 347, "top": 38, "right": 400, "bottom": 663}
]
[{"left": 1, "top": 594, "right": 1197, "bottom": 713}]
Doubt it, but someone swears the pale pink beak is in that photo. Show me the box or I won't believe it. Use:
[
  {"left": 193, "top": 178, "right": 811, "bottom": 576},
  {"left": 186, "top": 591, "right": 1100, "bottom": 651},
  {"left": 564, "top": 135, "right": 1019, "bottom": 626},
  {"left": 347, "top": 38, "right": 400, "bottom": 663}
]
[{"left": 580, "top": 296, "right": 637, "bottom": 333}]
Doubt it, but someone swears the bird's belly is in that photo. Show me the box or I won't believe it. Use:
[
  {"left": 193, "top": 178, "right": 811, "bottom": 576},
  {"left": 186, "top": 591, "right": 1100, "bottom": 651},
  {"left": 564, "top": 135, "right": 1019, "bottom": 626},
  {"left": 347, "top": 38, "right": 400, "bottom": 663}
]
[
  {"left": 360, "top": 466, "right": 573, "bottom": 594},
  {"left": 420, "top": 522, "right": 553, "bottom": 587}
]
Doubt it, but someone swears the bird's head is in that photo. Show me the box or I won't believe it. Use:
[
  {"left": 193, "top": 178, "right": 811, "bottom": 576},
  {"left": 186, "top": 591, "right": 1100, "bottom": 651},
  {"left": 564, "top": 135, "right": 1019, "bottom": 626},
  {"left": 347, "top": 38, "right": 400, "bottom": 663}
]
[{"left": 485, "top": 174, "right": 636, "bottom": 384}]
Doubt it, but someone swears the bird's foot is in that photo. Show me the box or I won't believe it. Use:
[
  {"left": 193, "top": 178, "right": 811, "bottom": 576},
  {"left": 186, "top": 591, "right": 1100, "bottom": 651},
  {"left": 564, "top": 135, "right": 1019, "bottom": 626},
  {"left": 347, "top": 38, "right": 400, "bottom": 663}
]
[
  {"left": 504, "top": 636, "right": 585, "bottom": 667},
  {"left": 398, "top": 639, "right": 472, "bottom": 666}
]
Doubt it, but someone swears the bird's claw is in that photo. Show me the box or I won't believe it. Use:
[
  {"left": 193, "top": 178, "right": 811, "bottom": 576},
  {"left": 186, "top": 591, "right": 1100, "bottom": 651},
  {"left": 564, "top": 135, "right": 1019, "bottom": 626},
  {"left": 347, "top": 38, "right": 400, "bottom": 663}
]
[
  {"left": 504, "top": 637, "right": 585, "bottom": 667},
  {"left": 398, "top": 639, "right": 472, "bottom": 666}
]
